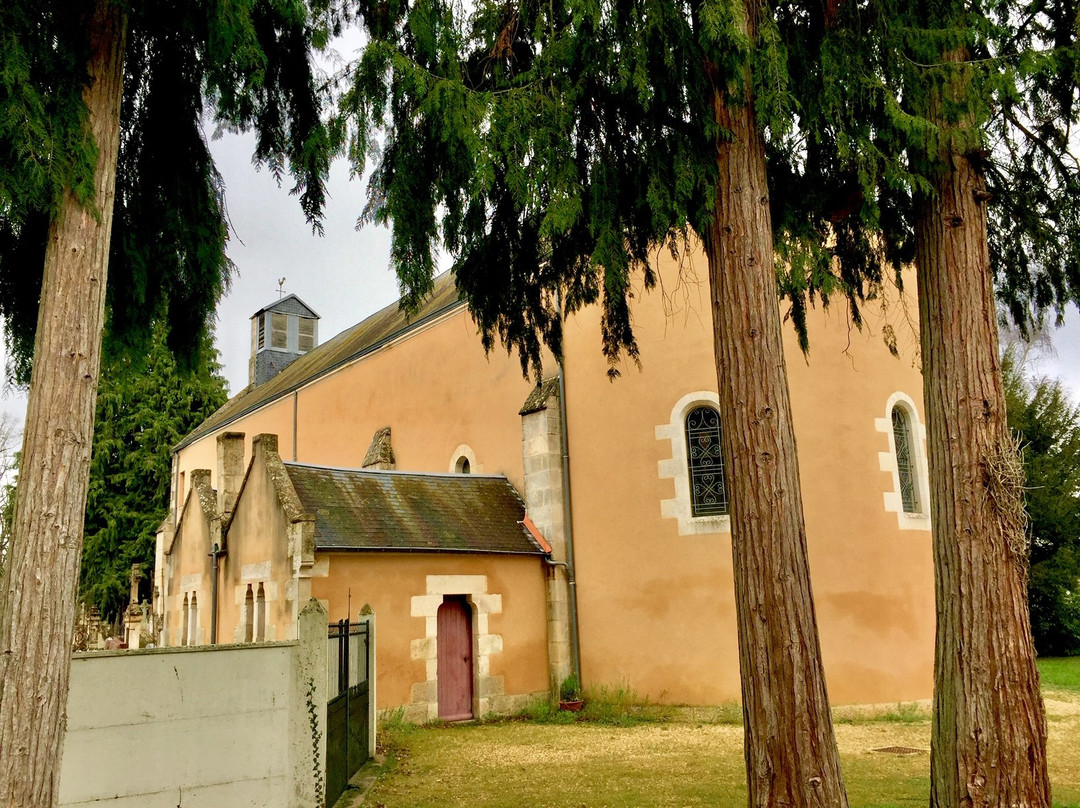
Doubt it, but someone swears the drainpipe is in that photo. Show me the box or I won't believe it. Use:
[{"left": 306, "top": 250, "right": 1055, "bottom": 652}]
[
  {"left": 208, "top": 542, "right": 222, "bottom": 644},
  {"left": 556, "top": 290, "right": 582, "bottom": 686}
]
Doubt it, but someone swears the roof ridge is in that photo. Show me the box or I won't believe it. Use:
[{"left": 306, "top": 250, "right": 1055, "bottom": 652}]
[
  {"left": 174, "top": 272, "right": 462, "bottom": 452},
  {"left": 284, "top": 462, "right": 509, "bottom": 480}
]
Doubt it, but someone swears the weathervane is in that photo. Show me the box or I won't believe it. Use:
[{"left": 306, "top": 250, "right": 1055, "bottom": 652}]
[{"left": 277, "top": 277, "right": 286, "bottom": 298}]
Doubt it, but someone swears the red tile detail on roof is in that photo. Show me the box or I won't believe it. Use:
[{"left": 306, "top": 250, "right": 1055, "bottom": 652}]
[{"left": 520, "top": 515, "right": 553, "bottom": 554}]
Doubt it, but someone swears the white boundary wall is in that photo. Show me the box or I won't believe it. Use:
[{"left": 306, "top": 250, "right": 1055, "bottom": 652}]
[{"left": 59, "top": 600, "right": 327, "bottom": 808}]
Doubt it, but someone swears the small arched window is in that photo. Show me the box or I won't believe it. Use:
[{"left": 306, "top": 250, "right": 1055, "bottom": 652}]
[
  {"left": 181, "top": 593, "right": 190, "bottom": 647},
  {"left": 243, "top": 585, "right": 254, "bottom": 643},
  {"left": 892, "top": 406, "right": 919, "bottom": 513},
  {"left": 255, "top": 583, "right": 266, "bottom": 642},
  {"left": 188, "top": 593, "right": 199, "bottom": 646},
  {"left": 685, "top": 406, "right": 728, "bottom": 516},
  {"left": 455, "top": 456, "right": 471, "bottom": 474}
]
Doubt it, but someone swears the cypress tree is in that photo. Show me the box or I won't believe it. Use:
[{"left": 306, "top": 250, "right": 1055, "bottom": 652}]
[
  {"left": 0, "top": 0, "right": 339, "bottom": 802},
  {"left": 1003, "top": 352, "right": 1080, "bottom": 658},
  {"left": 81, "top": 325, "right": 228, "bottom": 625},
  {"left": 770, "top": 0, "right": 1080, "bottom": 802},
  {"left": 341, "top": 1, "right": 848, "bottom": 803}
]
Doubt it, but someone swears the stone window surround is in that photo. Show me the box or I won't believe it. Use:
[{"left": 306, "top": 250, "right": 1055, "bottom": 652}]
[
  {"left": 876, "top": 391, "right": 932, "bottom": 531},
  {"left": 181, "top": 592, "right": 190, "bottom": 646},
  {"left": 186, "top": 592, "right": 199, "bottom": 645},
  {"left": 409, "top": 575, "right": 504, "bottom": 721},
  {"left": 255, "top": 583, "right": 267, "bottom": 642},
  {"left": 657, "top": 391, "right": 732, "bottom": 536},
  {"left": 448, "top": 444, "right": 479, "bottom": 474},
  {"left": 235, "top": 561, "right": 278, "bottom": 642},
  {"left": 243, "top": 584, "right": 255, "bottom": 643},
  {"left": 178, "top": 572, "right": 203, "bottom": 646}
]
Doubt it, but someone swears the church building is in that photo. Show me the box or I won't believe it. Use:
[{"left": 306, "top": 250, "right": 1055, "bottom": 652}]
[{"left": 155, "top": 255, "right": 934, "bottom": 722}]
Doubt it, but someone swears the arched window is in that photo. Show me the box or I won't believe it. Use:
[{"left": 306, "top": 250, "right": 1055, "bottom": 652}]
[
  {"left": 891, "top": 406, "right": 919, "bottom": 514},
  {"left": 243, "top": 585, "right": 254, "bottom": 643},
  {"left": 255, "top": 583, "right": 266, "bottom": 642},
  {"left": 449, "top": 444, "right": 477, "bottom": 474},
  {"left": 685, "top": 406, "right": 728, "bottom": 516},
  {"left": 181, "top": 593, "right": 189, "bottom": 647},
  {"left": 188, "top": 593, "right": 199, "bottom": 646}
]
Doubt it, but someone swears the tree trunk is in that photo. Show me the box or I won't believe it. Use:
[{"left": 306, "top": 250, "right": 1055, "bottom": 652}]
[
  {"left": 704, "top": 12, "right": 847, "bottom": 805},
  {"left": 0, "top": 1, "right": 127, "bottom": 805},
  {"left": 916, "top": 70, "right": 1051, "bottom": 806}
]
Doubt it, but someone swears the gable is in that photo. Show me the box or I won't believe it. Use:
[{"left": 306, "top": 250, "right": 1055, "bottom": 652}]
[
  {"left": 169, "top": 470, "right": 217, "bottom": 554},
  {"left": 252, "top": 293, "right": 319, "bottom": 320}
]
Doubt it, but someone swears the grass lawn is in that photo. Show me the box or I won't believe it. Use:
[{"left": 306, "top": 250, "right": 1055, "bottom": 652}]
[
  {"left": 1040, "top": 656, "right": 1080, "bottom": 693},
  {"left": 362, "top": 662, "right": 1080, "bottom": 808}
]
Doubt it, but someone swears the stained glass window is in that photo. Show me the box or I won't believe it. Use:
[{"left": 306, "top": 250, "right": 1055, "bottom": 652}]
[
  {"left": 892, "top": 406, "right": 919, "bottom": 513},
  {"left": 685, "top": 406, "right": 728, "bottom": 516}
]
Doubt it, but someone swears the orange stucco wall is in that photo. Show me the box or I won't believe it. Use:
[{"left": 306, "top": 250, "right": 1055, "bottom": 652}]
[
  {"left": 560, "top": 264, "right": 933, "bottom": 705},
  {"left": 218, "top": 452, "right": 298, "bottom": 643},
  {"left": 176, "top": 312, "right": 536, "bottom": 495},
  {"left": 167, "top": 248, "right": 934, "bottom": 708},
  {"left": 312, "top": 554, "right": 550, "bottom": 710},
  {"left": 164, "top": 495, "right": 215, "bottom": 646}
]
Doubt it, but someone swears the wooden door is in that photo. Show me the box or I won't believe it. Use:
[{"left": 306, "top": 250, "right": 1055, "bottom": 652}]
[{"left": 437, "top": 597, "right": 473, "bottom": 721}]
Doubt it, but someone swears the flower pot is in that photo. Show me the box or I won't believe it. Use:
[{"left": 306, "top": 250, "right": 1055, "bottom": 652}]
[{"left": 559, "top": 699, "right": 584, "bottom": 712}]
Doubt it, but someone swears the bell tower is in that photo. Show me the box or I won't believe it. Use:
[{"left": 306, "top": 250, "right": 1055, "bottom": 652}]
[{"left": 248, "top": 293, "right": 319, "bottom": 386}]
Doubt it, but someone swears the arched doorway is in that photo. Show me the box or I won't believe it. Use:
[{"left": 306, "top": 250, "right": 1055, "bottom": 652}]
[{"left": 437, "top": 596, "right": 474, "bottom": 721}]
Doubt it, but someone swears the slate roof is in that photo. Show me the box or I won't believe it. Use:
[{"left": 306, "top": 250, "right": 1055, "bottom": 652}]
[
  {"left": 284, "top": 463, "right": 549, "bottom": 555},
  {"left": 176, "top": 273, "right": 462, "bottom": 451},
  {"left": 253, "top": 293, "right": 320, "bottom": 319},
  {"left": 520, "top": 377, "right": 560, "bottom": 415}
]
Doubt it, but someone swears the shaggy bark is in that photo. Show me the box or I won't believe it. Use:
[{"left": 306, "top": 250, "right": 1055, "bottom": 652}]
[
  {"left": 916, "top": 53, "right": 1051, "bottom": 808},
  {"left": 0, "top": 1, "right": 127, "bottom": 805},
  {"left": 704, "top": 15, "right": 848, "bottom": 805}
]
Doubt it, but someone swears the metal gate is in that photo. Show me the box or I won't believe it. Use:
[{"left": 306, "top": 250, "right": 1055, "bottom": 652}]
[{"left": 326, "top": 618, "right": 370, "bottom": 807}]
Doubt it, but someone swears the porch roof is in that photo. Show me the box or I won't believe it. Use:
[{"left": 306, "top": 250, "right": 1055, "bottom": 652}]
[{"left": 283, "top": 463, "right": 549, "bottom": 556}]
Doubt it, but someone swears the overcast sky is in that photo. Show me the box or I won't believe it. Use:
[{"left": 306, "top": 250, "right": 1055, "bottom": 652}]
[
  {"left": 208, "top": 131, "right": 403, "bottom": 394},
  {"left": 206, "top": 127, "right": 1080, "bottom": 405},
  {"left": 1, "top": 128, "right": 1078, "bottom": 434}
]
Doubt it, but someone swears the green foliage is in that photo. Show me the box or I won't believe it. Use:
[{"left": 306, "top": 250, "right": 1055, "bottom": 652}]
[
  {"left": 1004, "top": 351, "right": 1080, "bottom": 656},
  {"left": 577, "top": 682, "right": 679, "bottom": 726},
  {"left": 558, "top": 673, "right": 580, "bottom": 701},
  {"left": 80, "top": 324, "right": 227, "bottom": 622},
  {"left": 1036, "top": 656, "right": 1080, "bottom": 692},
  {"left": 0, "top": 0, "right": 95, "bottom": 382},
  {"left": 379, "top": 706, "right": 416, "bottom": 735},
  {"left": 0, "top": 473, "right": 14, "bottom": 580},
  {"left": 833, "top": 702, "right": 930, "bottom": 725},
  {"left": 0, "top": 414, "right": 18, "bottom": 579},
  {"left": 0, "top": 0, "right": 340, "bottom": 382},
  {"left": 341, "top": 0, "right": 811, "bottom": 376},
  {"left": 772, "top": 0, "right": 1080, "bottom": 334},
  {"left": 517, "top": 696, "right": 576, "bottom": 723},
  {"left": 342, "top": 0, "right": 1080, "bottom": 373},
  {"left": 519, "top": 681, "right": 688, "bottom": 725}
]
